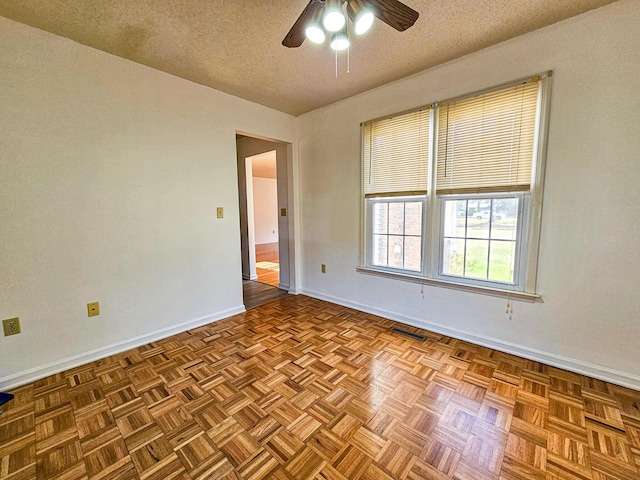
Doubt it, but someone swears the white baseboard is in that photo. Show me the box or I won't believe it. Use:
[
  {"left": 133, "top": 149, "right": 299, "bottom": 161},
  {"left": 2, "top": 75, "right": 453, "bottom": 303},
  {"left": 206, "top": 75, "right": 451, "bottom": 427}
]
[
  {"left": 0, "top": 305, "right": 246, "bottom": 391},
  {"left": 301, "top": 288, "right": 640, "bottom": 391},
  {"left": 277, "top": 282, "right": 290, "bottom": 291},
  {"left": 5, "top": 291, "right": 637, "bottom": 392}
]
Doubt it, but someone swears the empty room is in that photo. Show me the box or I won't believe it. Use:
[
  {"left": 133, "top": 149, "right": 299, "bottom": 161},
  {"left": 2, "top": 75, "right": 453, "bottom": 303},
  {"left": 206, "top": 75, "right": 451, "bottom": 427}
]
[{"left": 1, "top": 1, "right": 639, "bottom": 479}]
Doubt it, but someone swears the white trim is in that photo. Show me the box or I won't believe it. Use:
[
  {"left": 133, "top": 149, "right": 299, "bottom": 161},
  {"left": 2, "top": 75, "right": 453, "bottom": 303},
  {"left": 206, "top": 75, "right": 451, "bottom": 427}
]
[
  {"left": 435, "top": 193, "right": 529, "bottom": 292},
  {"left": 525, "top": 74, "right": 553, "bottom": 291},
  {"left": 277, "top": 282, "right": 290, "bottom": 291},
  {"left": 301, "top": 288, "right": 640, "bottom": 391},
  {"left": 360, "top": 126, "right": 367, "bottom": 267},
  {"left": 426, "top": 107, "right": 439, "bottom": 278},
  {"left": 365, "top": 196, "right": 428, "bottom": 273},
  {"left": 245, "top": 157, "right": 258, "bottom": 281},
  {"left": 0, "top": 305, "right": 246, "bottom": 391},
  {"left": 357, "top": 266, "right": 539, "bottom": 302}
]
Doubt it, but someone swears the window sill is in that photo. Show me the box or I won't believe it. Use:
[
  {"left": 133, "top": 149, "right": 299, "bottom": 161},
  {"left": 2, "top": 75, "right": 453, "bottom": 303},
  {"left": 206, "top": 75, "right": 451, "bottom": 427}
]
[{"left": 355, "top": 266, "right": 541, "bottom": 303}]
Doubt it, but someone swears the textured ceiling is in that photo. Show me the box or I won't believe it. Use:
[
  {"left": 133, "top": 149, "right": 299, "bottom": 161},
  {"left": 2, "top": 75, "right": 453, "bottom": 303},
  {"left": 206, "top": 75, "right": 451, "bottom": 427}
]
[{"left": 0, "top": 0, "right": 618, "bottom": 116}]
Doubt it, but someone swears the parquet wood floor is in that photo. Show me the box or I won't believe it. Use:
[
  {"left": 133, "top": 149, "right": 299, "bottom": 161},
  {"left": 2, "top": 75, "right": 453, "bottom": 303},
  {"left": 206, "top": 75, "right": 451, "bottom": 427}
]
[{"left": 2, "top": 295, "right": 640, "bottom": 480}]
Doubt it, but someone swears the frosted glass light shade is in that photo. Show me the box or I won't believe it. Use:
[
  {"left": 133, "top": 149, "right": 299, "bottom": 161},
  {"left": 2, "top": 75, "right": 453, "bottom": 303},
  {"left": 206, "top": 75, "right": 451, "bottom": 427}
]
[
  {"left": 330, "top": 32, "right": 350, "bottom": 51},
  {"left": 305, "top": 23, "right": 326, "bottom": 44},
  {"left": 354, "top": 11, "right": 374, "bottom": 34},
  {"left": 323, "top": 7, "right": 346, "bottom": 32}
]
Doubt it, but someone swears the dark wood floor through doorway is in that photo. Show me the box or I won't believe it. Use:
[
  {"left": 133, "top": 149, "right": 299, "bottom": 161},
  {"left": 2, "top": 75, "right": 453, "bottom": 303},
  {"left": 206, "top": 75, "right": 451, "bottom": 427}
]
[
  {"left": 243, "top": 279, "right": 289, "bottom": 310},
  {"left": 244, "top": 242, "right": 286, "bottom": 309}
]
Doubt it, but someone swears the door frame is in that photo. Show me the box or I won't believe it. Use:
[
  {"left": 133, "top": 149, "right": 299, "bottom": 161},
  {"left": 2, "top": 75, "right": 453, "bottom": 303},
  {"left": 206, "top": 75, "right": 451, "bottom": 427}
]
[{"left": 236, "top": 133, "right": 296, "bottom": 292}]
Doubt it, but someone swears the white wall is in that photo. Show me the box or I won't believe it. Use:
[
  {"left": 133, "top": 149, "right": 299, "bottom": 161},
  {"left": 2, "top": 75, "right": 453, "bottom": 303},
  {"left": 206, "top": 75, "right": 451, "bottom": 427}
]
[
  {"left": 0, "top": 17, "right": 294, "bottom": 389},
  {"left": 252, "top": 177, "right": 279, "bottom": 245},
  {"left": 296, "top": 0, "right": 640, "bottom": 388}
]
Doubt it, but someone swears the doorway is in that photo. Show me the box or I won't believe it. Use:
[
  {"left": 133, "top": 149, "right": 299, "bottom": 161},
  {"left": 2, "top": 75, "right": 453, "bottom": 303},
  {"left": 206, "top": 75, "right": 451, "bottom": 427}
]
[{"left": 236, "top": 134, "right": 294, "bottom": 308}]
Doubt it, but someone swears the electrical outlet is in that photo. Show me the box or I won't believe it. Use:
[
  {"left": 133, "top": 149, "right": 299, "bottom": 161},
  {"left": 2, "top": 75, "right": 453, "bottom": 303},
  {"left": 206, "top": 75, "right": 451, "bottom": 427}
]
[
  {"left": 321, "top": 264, "right": 326, "bottom": 274},
  {"left": 2, "top": 317, "right": 21, "bottom": 336},
  {"left": 216, "top": 207, "right": 224, "bottom": 219},
  {"left": 87, "top": 302, "right": 100, "bottom": 317}
]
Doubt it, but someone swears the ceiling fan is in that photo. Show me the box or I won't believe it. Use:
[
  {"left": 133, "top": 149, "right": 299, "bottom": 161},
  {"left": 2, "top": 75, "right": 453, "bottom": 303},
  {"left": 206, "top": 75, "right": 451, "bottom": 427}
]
[{"left": 282, "top": 0, "right": 419, "bottom": 50}]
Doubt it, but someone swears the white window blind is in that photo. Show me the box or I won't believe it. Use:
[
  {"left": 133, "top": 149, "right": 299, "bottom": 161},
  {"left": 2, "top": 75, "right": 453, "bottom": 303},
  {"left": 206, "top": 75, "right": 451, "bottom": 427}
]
[
  {"left": 436, "top": 79, "right": 539, "bottom": 195},
  {"left": 363, "top": 108, "right": 430, "bottom": 197}
]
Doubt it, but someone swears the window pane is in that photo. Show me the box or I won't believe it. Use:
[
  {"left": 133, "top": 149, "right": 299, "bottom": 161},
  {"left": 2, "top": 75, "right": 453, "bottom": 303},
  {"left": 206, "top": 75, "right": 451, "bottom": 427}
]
[
  {"left": 370, "top": 198, "right": 425, "bottom": 273},
  {"left": 491, "top": 198, "right": 519, "bottom": 240},
  {"left": 442, "top": 238, "right": 465, "bottom": 276},
  {"left": 466, "top": 199, "right": 491, "bottom": 239},
  {"left": 388, "top": 235, "right": 404, "bottom": 269},
  {"left": 468, "top": 199, "right": 491, "bottom": 216},
  {"left": 404, "top": 202, "right": 423, "bottom": 236},
  {"left": 488, "top": 240, "right": 516, "bottom": 283},
  {"left": 465, "top": 239, "right": 489, "bottom": 279},
  {"left": 404, "top": 236, "right": 422, "bottom": 271},
  {"left": 440, "top": 196, "right": 524, "bottom": 286},
  {"left": 467, "top": 217, "right": 490, "bottom": 239},
  {"left": 388, "top": 203, "right": 404, "bottom": 235},
  {"left": 373, "top": 203, "right": 388, "bottom": 234},
  {"left": 372, "top": 234, "right": 388, "bottom": 266},
  {"left": 444, "top": 199, "right": 467, "bottom": 237}
]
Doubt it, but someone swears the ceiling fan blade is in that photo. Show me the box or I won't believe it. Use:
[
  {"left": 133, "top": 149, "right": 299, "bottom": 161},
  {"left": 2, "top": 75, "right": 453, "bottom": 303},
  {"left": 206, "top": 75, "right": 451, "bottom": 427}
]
[
  {"left": 365, "top": 0, "right": 419, "bottom": 31},
  {"left": 282, "top": 0, "right": 324, "bottom": 48}
]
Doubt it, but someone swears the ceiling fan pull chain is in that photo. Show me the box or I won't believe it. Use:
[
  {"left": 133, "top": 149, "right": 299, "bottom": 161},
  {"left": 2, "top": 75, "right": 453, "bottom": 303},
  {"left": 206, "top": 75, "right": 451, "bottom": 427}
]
[
  {"left": 347, "top": 14, "right": 350, "bottom": 74},
  {"left": 335, "top": 49, "right": 338, "bottom": 78}
]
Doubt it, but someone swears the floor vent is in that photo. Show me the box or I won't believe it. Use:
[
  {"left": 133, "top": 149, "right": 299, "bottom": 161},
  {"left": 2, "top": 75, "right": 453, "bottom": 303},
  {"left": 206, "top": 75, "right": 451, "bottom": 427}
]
[{"left": 390, "top": 327, "right": 427, "bottom": 341}]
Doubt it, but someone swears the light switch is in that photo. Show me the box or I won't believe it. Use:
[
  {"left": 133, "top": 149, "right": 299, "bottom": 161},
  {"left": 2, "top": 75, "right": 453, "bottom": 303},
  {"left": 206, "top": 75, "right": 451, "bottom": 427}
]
[
  {"left": 216, "top": 207, "right": 224, "bottom": 219},
  {"left": 280, "top": 208, "right": 287, "bottom": 216}
]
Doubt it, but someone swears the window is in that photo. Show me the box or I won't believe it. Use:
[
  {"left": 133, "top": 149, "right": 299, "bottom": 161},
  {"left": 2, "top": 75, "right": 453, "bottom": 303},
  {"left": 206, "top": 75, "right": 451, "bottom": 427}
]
[
  {"left": 361, "top": 74, "right": 550, "bottom": 295},
  {"left": 440, "top": 195, "right": 523, "bottom": 285},
  {"left": 369, "top": 198, "right": 424, "bottom": 271}
]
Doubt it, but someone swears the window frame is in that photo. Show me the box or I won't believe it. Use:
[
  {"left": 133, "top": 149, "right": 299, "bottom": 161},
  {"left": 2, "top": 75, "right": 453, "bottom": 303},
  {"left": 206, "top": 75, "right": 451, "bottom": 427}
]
[
  {"left": 434, "top": 192, "right": 530, "bottom": 291},
  {"left": 360, "top": 73, "right": 552, "bottom": 298},
  {"left": 365, "top": 195, "right": 428, "bottom": 275}
]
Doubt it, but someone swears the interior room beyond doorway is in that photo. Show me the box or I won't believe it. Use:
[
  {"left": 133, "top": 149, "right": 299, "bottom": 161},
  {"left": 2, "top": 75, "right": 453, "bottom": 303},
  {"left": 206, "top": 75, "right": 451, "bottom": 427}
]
[{"left": 250, "top": 150, "right": 279, "bottom": 287}]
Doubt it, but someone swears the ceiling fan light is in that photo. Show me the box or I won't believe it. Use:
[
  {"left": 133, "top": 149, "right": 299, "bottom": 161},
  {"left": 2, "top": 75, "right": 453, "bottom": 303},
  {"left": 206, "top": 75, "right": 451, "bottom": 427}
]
[
  {"left": 330, "top": 32, "right": 350, "bottom": 51},
  {"left": 354, "top": 10, "right": 374, "bottom": 35},
  {"left": 347, "top": 0, "right": 375, "bottom": 34},
  {"left": 305, "top": 23, "right": 326, "bottom": 44},
  {"left": 323, "top": 0, "right": 346, "bottom": 32}
]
